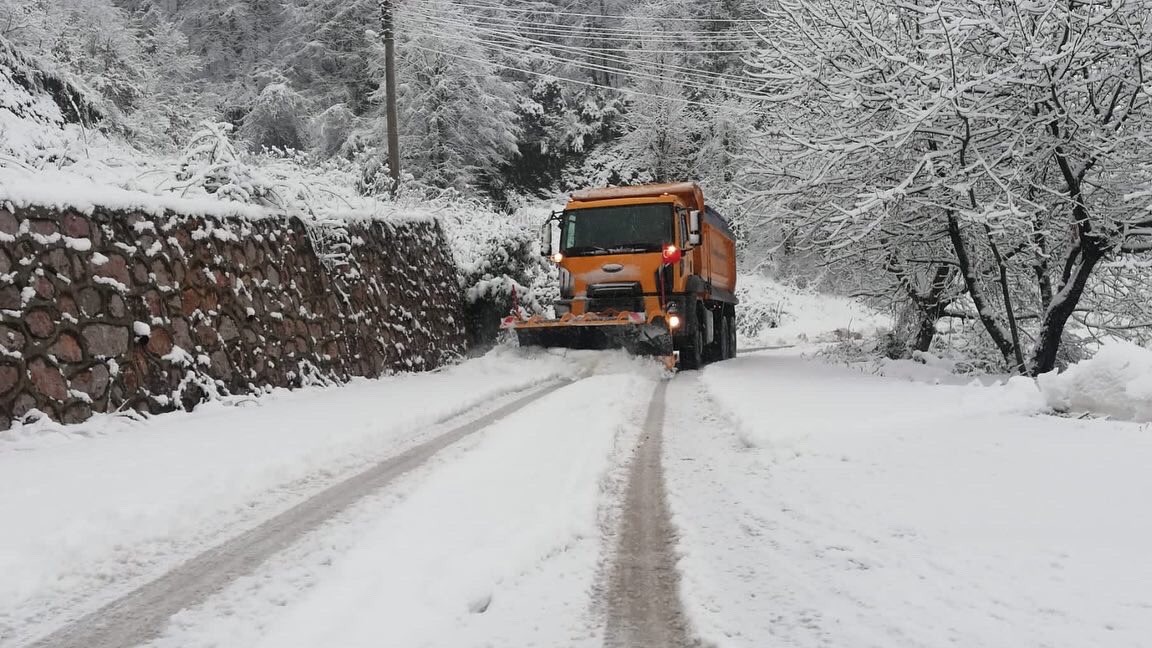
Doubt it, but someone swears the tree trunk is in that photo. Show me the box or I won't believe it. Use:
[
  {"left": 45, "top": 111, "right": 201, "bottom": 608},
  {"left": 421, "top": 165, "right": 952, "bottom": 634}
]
[
  {"left": 945, "top": 210, "right": 1019, "bottom": 368},
  {"left": 984, "top": 225, "right": 1026, "bottom": 372},
  {"left": 1029, "top": 244, "right": 1103, "bottom": 375},
  {"left": 911, "top": 310, "right": 940, "bottom": 353}
]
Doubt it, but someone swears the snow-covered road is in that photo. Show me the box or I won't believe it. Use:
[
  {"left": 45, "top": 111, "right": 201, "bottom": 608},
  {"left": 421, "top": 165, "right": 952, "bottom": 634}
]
[{"left": 3, "top": 346, "right": 1151, "bottom": 648}]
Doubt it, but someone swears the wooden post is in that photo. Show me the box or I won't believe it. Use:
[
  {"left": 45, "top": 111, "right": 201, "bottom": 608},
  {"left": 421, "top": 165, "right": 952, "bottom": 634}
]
[{"left": 381, "top": 0, "right": 401, "bottom": 195}]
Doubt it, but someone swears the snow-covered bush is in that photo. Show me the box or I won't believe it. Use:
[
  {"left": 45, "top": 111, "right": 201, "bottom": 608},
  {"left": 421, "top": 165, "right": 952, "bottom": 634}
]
[
  {"left": 240, "top": 82, "right": 308, "bottom": 151},
  {"left": 173, "top": 121, "right": 278, "bottom": 206},
  {"left": 311, "top": 103, "right": 358, "bottom": 159},
  {"left": 434, "top": 196, "right": 557, "bottom": 346},
  {"left": 1037, "top": 342, "right": 1152, "bottom": 422},
  {"left": 459, "top": 231, "right": 553, "bottom": 346}
]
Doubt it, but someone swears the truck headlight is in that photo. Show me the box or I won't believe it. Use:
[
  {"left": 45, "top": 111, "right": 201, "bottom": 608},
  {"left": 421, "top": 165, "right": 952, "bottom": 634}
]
[{"left": 668, "top": 314, "right": 682, "bottom": 330}]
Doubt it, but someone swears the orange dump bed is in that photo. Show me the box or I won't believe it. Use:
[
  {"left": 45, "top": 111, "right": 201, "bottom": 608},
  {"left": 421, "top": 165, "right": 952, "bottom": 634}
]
[{"left": 570, "top": 182, "right": 705, "bottom": 213}]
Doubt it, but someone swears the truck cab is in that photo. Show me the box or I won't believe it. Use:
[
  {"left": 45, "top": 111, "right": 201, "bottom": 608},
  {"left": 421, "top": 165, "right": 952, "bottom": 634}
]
[{"left": 510, "top": 182, "right": 738, "bottom": 369}]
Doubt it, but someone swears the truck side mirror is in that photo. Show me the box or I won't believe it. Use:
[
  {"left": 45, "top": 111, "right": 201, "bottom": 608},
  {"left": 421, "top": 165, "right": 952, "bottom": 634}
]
[
  {"left": 540, "top": 220, "right": 553, "bottom": 257},
  {"left": 688, "top": 210, "right": 702, "bottom": 246}
]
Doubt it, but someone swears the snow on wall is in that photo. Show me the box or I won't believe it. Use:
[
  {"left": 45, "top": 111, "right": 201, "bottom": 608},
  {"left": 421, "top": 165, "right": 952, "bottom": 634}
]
[{"left": 0, "top": 203, "right": 467, "bottom": 430}]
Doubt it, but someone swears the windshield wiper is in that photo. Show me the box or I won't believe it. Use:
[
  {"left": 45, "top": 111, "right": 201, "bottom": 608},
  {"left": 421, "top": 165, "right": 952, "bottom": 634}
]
[
  {"left": 609, "top": 242, "right": 661, "bottom": 253},
  {"left": 564, "top": 245, "right": 612, "bottom": 255}
]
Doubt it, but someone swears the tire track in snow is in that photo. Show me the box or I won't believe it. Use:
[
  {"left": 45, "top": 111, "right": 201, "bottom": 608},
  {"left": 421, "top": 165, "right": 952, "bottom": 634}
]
[
  {"left": 24, "top": 381, "right": 571, "bottom": 648},
  {"left": 603, "top": 379, "right": 703, "bottom": 648}
]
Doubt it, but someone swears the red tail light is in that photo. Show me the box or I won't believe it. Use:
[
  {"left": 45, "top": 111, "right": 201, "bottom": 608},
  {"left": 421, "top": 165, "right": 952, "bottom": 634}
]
[{"left": 662, "top": 244, "right": 682, "bottom": 264}]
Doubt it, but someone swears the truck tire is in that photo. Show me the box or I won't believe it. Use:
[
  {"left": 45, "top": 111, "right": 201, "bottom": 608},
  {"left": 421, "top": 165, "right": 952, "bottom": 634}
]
[
  {"left": 716, "top": 307, "right": 731, "bottom": 361},
  {"left": 725, "top": 306, "right": 738, "bottom": 359},
  {"left": 702, "top": 306, "right": 720, "bottom": 364},
  {"left": 679, "top": 306, "right": 705, "bottom": 370}
]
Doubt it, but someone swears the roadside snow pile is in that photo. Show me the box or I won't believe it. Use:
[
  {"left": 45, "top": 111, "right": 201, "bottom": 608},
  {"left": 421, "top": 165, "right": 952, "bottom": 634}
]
[
  {"left": 736, "top": 272, "right": 890, "bottom": 347},
  {"left": 1038, "top": 341, "right": 1152, "bottom": 422}
]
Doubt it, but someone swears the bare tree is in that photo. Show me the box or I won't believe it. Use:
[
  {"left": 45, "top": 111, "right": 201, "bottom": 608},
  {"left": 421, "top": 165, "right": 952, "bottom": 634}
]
[{"left": 743, "top": 0, "right": 1152, "bottom": 374}]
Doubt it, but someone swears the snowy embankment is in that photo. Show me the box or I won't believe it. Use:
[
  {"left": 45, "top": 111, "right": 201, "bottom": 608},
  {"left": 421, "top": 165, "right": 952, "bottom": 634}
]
[
  {"left": 665, "top": 349, "right": 1152, "bottom": 648},
  {"left": 0, "top": 349, "right": 585, "bottom": 645},
  {"left": 736, "top": 273, "right": 890, "bottom": 348}
]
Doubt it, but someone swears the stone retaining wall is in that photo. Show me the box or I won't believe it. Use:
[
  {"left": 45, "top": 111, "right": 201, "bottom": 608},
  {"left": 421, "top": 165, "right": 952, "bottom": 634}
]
[{"left": 0, "top": 205, "right": 467, "bottom": 430}]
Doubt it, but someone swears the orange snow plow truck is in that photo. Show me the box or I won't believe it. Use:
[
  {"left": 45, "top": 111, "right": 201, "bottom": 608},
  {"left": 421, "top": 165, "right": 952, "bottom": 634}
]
[{"left": 503, "top": 182, "right": 738, "bottom": 369}]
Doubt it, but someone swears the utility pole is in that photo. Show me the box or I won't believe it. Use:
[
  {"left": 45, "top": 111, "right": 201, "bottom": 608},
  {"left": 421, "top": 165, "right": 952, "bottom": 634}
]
[{"left": 381, "top": 0, "right": 401, "bottom": 195}]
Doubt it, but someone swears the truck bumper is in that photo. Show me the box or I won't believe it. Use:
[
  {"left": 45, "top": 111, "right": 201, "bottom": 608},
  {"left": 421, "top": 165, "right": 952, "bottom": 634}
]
[{"left": 503, "top": 313, "right": 674, "bottom": 356}]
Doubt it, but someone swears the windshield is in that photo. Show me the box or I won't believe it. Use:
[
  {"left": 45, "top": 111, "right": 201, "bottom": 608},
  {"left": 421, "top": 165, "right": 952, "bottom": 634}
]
[{"left": 560, "top": 204, "right": 673, "bottom": 256}]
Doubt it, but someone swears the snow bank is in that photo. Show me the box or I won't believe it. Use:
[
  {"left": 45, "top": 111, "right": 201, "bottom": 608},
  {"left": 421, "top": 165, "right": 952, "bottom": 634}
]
[
  {"left": 736, "top": 272, "right": 890, "bottom": 347},
  {"left": 1038, "top": 341, "right": 1152, "bottom": 422},
  {"left": 0, "top": 167, "right": 438, "bottom": 225}
]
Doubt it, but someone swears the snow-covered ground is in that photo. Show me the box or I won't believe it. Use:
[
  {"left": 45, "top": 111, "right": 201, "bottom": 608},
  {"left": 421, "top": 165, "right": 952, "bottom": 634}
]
[
  {"left": 736, "top": 272, "right": 891, "bottom": 348},
  {"left": 0, "top": 348, "right": 590, "bottom": 645},
  {"left": 3, "top": 291, "right": 1151, "bottom": 648},
  {"left": 147, "top": 372, "right": 652, "bottom": 648},
  {"left": 665, "top": 349, "right": 1152, "bottom": 647}
]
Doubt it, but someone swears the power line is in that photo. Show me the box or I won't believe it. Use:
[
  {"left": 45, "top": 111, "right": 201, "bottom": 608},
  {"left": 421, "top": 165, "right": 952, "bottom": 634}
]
[
  {"left": 407, "top": 15, "right": 766, "bottom": 90},
  {"left": 407, "top": 12, "right": 763, "bottom": 79},
  {"left": 437, "top": 0, "right": 773, "bottom": 25},
  {"left": 402, "top": 16, "right": 753, "bottom": 42},
  {"left": 400, "top": 6, "right": 758, "bottom": 40},
  {"left": 410, "top": 27, "right": 770, "bottom": 100},
  {"left": 408, "top": 42, "right": 770, "bottom": 117}
]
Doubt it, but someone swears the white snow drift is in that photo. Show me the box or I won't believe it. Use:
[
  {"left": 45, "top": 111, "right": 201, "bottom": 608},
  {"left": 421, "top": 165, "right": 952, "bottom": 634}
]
[{"left": 1038, "top": 341, "right": 1152, "bottom": 422}]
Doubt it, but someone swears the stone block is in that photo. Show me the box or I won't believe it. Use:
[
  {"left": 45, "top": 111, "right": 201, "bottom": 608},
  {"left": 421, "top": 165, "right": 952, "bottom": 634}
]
[
  {"left": 29, "top": 358, "right": 68, "bottom": 401},
  {"left": 61, "top": 213, "right": 90, "bottom": 238},
  {"left": 62, "top": 402, "right": 92, "bottom": 424},
  {"left": 77, "top": 287, "right": 102, "bottom": 316},
  {"left": 94, "top": 253, "right": 130, "bottom": 285},
  {"left": 29, "top": 220, "right": 58, "bottom": 237},
  {"left": 171, "top": 319, "right": 193, "bottom": 349},
  {"left": 146, "top": 328, "right": 173, "bottom": 356},
  {"left": 0, "top": 287, "right": 20, "bottom": 310},
  {"left": 0, "top": 210, "right": 18, "bottom": 236},
  {"left": 218, "top": 315, "right": 239, "bottom": 342},
  {"left": 71, "top": 364, "right": 110, "bottom": 401},
  {"left": 108, "top": 294, "right": 127, "bottom": 318},
  {"left": 0, "top": 325, "right": 24, "bottom": 351},
  {"left": 48, "top": 333, "right": 83, "bottom": 363},
  {"left": 33, "top": 276, "right": 55, "bottom": 299},
  {"left": 83, "top": 323, "right": 130, "bottom": 357},
  {"left": 144, "top": 290, "right": 163, "bottom": 318},
  {"left": 12, "top": 393, "right": 37, "bottom": 418},
  {"left": 0, "top": 362, "right": 20, "bottom": 395},
  {"left": 26, "top": 310, "right": 55, "bottom": 338}
]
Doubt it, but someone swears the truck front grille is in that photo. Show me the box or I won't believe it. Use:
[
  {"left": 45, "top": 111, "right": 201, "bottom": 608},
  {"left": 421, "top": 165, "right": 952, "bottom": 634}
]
[{"left": 586, "top": 282, "right": 643, "bottom": 314}]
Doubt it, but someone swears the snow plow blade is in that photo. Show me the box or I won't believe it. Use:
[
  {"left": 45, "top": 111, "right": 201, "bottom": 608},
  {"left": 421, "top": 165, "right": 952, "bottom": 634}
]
[{"left": 503, "top": 313, "right": 673, "bottom": 356}]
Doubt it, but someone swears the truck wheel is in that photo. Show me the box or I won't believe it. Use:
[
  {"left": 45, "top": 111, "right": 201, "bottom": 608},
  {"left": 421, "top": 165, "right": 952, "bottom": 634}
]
[
  {"left": 680, "top": 311, "right": 705, "bottom": 370},
  {"left": 716, "top": 308, "right": 731, "bottom": 361},
  {"left": 726, "top": 307, "right": 738, "bottom": 359}
]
